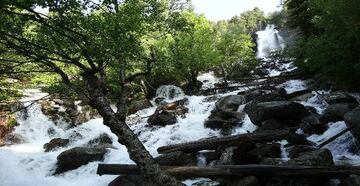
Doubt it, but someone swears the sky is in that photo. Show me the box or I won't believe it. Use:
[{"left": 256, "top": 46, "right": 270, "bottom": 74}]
[{"left": 192, "top": 0, "right": 283, "bottom": 21}]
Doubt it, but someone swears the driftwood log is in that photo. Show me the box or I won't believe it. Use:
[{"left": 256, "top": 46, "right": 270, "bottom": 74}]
[
  {"left": 97, "top": 164, "right": 360, "bottom": 179},
  {"left": 157, "top": 129, "right": 291, "bottom": 154}
]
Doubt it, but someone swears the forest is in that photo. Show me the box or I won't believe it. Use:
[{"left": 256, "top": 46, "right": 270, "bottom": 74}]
[{"left": 0, "top": 0, "right": 360, "bottom": 186}]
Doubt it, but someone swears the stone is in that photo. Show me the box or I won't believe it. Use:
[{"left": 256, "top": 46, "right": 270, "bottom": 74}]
[
  {"left": 154, "top": 151, "right": 197, "bottom": 166},
  {"left": 300, "top": 114, "right": 328, "bottom": 135},
  {"left": 147, "top": 108, "right": 177, "bottom": 127},
  {"left": 87, "top": 133, "right": 113, "bottom": 148},
  {"left": 54, "top": 147, "right": 107, "bottom": 174},
  {"left": 344, "top": 106, "right": 360, "bottom": 143},
  {"left": 215, "top": 95, "right": 246, "bottom": 112},
  {"left": 229, "top": 176, "right": 259, "bottom": 186},
  {"left": 287, "top": 145, "right": 317, "bottom": 159},
  {"left": 245, "top": 101, "right": 310, "bottom": 126},
  {"left": 241, "top": 90, "right": 266, "bottom": 103},
  {"left": 43, "top": 138, "right": 70, "bottom": 152},
  {"left": 128, "top": 99, "right": 152, "bottom": 115},
  {"left": 324, "top": 92, "right": 358, "bottom": 105},
  {"left": 108, "top": 175, "right": 157, "bottom": 186},
  {"left": 321, "top": 103, "right": 358, "bottom": 123},
  {"left": 204, "top": 95, "right": 246, "bottom": 134},
  {"left": 154, "top": 97, "right": 167, "bottom": 105},
  {"left": 341, "top": 174, "right": 360, "bottom": 186},
  {"left": 287, "top": 148, "right": 334, "bottom": 166},
  {"left": 216, "top": 147, "right": 235, "bottom": 165},
  {"left": 285, "top": 133, "right": 314, "bottom": 147},
  {"left": 257, "top": 119, "right": 283, "bottom": 131},
  {"left": 247, "top": 143, "right": 281, "bottom": 160}
]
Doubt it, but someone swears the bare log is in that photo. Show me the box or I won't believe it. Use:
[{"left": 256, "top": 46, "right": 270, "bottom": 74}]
[
  {"left": 97, "top": 164, "right": 360, "bottom": 179},
  {"left": 157, "top": 129, "right": 291, "bottom": 154},
  {"left": 317, "top": 125, "right": 356, "bottom": 148}
]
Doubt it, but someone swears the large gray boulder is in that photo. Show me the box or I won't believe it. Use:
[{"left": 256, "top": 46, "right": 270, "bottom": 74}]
[
  {"left": 344, "top": 106, "right": 360, "bottom": 143},
  {"left": 86, "top": 133, "right": 113, "bottom": 148},
  {"left": 204, "top": 95, "right": 246, "bottom": 134},
  {"left": 287, "top": 148, "right": 334, "bottom": 166},
  {"left": 245, "top": 101, "right": 310, "bottom": 126},
  {"left": 128, "top": 99, "right": 152, "bottom": 115},
  {"left": 324, "top": 92, "right": 358, "bottom": 105},
  {"left": 54, "top": 147, "right": 107, "bottom": 174},
  {"left": 147, "top": 109, "right": 177, "bottom": 127},
  {"left": 321, "top": 103, "right": 358, "bottom": 123},
  {"left": 215, "top": 95, "right": 246, "bottom": 112},
  {"left": 300, "top": 114, "right": 328, "bottom": 135}
]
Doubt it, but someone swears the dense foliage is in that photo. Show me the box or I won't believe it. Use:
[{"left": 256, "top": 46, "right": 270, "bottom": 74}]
[
  {"left": 284, "top": 0, "right": 360, "bottom": 90},
  {"left": 0, "top": 1, "right": 265, "bottom": 100}
]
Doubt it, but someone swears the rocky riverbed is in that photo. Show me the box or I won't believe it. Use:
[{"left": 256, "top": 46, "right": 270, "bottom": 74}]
[{"left": 1, "top": 26, "right": 360, "bottom": 186}]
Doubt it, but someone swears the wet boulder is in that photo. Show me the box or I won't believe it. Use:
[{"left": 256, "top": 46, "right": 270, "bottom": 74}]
[
  {"left": 204, "top": 95, "right": 246, "bottom": 134},
  {"left": 342, "top": 174, "right": 360, "bottom": 186},
  {"left": 321, "top": 103, "right": 358, "bottom": 123},
  {"left": 155, "top": 151, "right": 197, "bottom": 166},
  {"left": 256, "top": 119, "right": 283, "bottom": 131},
  {"left": 109, "top": 175, "right": 157, "bottom": 186},
  {"left": 147, "top": 108, "right": 177, "bottom": 127},
  {"left": 154, "top": 97, "right": 167, "bottom": 105},
  {"left": 247, "top": 142, "right": 281, "bottom": 160},
  {"left": 324, "top": 92, "right": 358, "bottom": 105},
  {"left": 344, "top": 106, "right": 360, "bottom": 143},
  {"left": 204, "top": 112, "right": 245, "bottom": 134},
  {"left": 128, "top": 99, "right": 152, "bottom": 115},
  {"left": 216, "top": 146, "right": 235, "bottom": 165},
  {"left": 229, "top": 176, "right": 259, "bottom": 186},
  {"left": 287, "top": 148, "right": 334, "bottom": 166},
  {"left": 86, "top": 133, "right": 113, "bottom": 149},
  {"left": 287, "top": 145, "right": 317, "bottom": 159},
  {"left": 300, "top": 114, "right": 328, "bottom": 135},
  {"left": 40, "top": 98, "right": 98, "bottom": 127},
  {"left": 43, "top": 138, "right": 70, "bottom": 152},
  {"left": 285, "top": 133, "right": 314, "bottom": 147},
  {"left": 240, "top": 89, "right": 266, "bottom": 103},
  {"left": 215, "top": 95, "right": 246, "bottom": 112},
  {"left": 245, "top": 101, "right": 310, "bottom": 126},
  {"left": 54, "top": 147, "right": 107, "bottom": 174}
]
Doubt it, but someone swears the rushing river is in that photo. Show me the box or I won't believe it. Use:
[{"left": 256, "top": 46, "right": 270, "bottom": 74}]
[{"left": 1, "top": 25, "right": 359, "bottom": 186}]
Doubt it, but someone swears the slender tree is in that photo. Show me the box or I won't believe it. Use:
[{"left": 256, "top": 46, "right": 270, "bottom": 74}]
[{"left": 0, "top": 0, "right": 182, "bottom": 185}]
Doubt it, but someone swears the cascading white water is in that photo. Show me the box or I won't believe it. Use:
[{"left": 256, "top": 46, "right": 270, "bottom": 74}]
[
  {"left": 256, "top": 25, "right": 285, "bottom": 59},
  {"left": 155, "top": 85, "right": 185, "bottom": 101},
  {"left": 0, "top": 78, "right": 259, "bottom": 186}
]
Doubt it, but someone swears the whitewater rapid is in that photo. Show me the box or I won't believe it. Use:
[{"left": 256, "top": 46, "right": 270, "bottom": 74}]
[{"left": 1, "top": 26, "right": 360, "bottom": 186}]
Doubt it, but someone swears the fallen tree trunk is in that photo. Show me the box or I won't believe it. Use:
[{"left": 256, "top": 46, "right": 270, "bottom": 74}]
[
  {"left": 317, "top": 125, "right": 356, "bottom": 148},
  {"left": 203, "top": 75, "right": 293, "bottom": 94},
  {"left": 157, "top": 129, "right": 291, "bottom": 154},
  {"left": 97, "top": 164, "right": 360, "bottom": 179}
]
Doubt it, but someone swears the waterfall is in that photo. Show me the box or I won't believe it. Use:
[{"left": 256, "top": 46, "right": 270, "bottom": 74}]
[
  {"left": 155, "top": 85, "right": 185, "bottom": 100},
  {"left": 256, "top": 25, "right": 285, "bottom": 59}
]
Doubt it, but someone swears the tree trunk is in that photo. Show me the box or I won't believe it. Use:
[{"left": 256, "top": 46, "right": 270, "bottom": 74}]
[
  {"left": 220, "top": 64, "right": 228, "bottom": 87},
  {"left": 97, "top": 164, "right": 360, "bottom": 179},
  {"left": 84, "top": 75, "right": 182, "bottom": 186},
  {"left": 157, "top": 129, "right": 291, "bottom": 154}
]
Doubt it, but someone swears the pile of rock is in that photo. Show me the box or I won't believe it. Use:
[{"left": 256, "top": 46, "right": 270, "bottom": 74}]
[
  {"left": 147, "top": 98, "right": 189, "bottom": 127},
  {"left": 44, "top": 133, "right": 113, "bottom": 175},
  {"left": 40, "top": 97, "right": 99, "bottom": 128}
]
